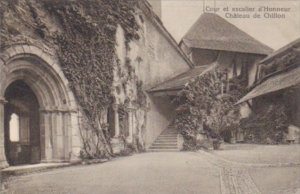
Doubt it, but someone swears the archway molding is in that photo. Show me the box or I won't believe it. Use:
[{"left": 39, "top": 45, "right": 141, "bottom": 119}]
[{"left": 0, "top": 45, "right": 81, "bottom": 169}]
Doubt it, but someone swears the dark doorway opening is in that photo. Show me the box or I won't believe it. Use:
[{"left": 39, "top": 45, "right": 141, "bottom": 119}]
[{"left": 4, "top": 80, "right": 41, "bottom": 166}]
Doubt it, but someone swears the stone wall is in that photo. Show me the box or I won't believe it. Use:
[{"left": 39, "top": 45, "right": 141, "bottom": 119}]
[
  {"left": 114, "top": 7, "right": 192, "bottom": 149},
  {"left": 131, "top": 15, "right": 191, "bottom": 89},
  {"left": 0, "top": 0, "right": 192, "bottom": 162},
  {"left": 191, "top": 48, "right": 219, "bottom": 66},
  {"left": 144, "top": 96, "right": 176, "bottom": 148}
]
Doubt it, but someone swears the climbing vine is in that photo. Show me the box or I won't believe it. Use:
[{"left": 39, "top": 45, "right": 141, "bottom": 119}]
[
  {"left": 174, "top": 67, "right": 247, "bottom": 150},
  {"left": 240, "top": 85, "right": 300, "bottom": 144},
  {"left": 0, "top": 0, "right": 141, "bottom": 158}
]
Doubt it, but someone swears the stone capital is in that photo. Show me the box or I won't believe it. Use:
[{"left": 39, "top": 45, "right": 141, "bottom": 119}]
[
  {"left": 112, "top": 104, "right": 119, "bottom": 111},
  {"left": 126, "top": 105, "right": 136, "bottom": 112}
]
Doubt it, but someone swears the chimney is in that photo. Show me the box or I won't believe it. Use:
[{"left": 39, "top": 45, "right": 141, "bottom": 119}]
[{"left": 147, "top": 0, "right": 162, "bottom": 18}]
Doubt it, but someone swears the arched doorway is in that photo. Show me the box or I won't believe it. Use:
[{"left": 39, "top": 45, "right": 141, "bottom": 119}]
[
  {"left": 4, "top": 80, "right": 40, "bottom": 165},
  {"left": 0, "top": 45, "right": 82, "bottom": 169}
]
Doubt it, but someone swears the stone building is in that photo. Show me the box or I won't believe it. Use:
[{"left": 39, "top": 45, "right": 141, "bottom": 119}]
[
  {"left": 150, "top": 13, "right": 273, "bottom": 98},
  {"left": 237, "top": 38, "right": 300, "bottom": 143},
  {"left": 179, "top": 13, "right": 272, "bottom": 87},
  {"left": 0, "top": 0, "right": 193, "bottom": 169},
  {"left": 150, "top": 13, "right": 273, "bottom": 142}
]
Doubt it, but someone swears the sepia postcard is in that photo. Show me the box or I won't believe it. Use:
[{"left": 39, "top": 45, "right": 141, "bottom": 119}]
[{"left": 0, "top": 0, "right": 300, "bottom": 193}]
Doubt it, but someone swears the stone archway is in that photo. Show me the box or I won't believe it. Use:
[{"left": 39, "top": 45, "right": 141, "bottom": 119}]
[
  {"left": 4, "top": 80, "right": 40, "bottom": 165},
  {"left": 0, "top": 45, "right": 81, "bottom": 169}
]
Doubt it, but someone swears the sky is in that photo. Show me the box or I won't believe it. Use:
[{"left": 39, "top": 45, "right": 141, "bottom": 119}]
[{"left": 160, "top": 0, "right": 300, "bottom": 50}]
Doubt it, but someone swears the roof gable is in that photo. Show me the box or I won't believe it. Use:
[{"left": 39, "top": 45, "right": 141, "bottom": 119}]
[{"left": 182, "top": 13, "right": 273, "bottom": 55}]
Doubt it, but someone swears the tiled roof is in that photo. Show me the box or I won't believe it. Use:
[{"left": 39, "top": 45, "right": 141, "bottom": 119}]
[
  {"left": 237, "top": 66, "right": 300, "bottom": 104},
  {"left": 181, "top": 13, "right": 273, "bottom": 55},
  {"left": 259, "top": 38, "right": 300, "bottom": 64},
  {"left": 148, "top": 65, "right": 213, "bottom": 92}
]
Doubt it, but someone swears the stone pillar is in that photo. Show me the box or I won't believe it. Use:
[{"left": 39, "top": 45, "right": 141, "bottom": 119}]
[
  {"left": 126, "top": 107, "right": 135, "bottom": 143},
  {"left": 50, "top": 111, "right": 58, "bottom": 161},
  {"left": 0, "top": 97, "right": 8, "bottom": 169},
  {"left": 63, "top": 112, "right": 71, "bottom": 161},
  {"left": 113, "top": 104, "right": 120, "bottom": 138},
  {"left": 53, "top": 111, "right": 64, "bottom": 161},
  {"left": 110, "top": 104, "right": 121, "bottom": 154},
  {"left": 41, "top": 108, "right": 80, "bottom": 163},
  {"left": 69, "top": 111, "right": 81, "bottom": 162},
  {"left": 132, "top": 110, "right": 137, "bottom": 135},
  {"left": 127, "top": 111, "right": 133, "bottom": 143},
  {"left": 40, "top": 110, "right": 53, "bottom": 163}
]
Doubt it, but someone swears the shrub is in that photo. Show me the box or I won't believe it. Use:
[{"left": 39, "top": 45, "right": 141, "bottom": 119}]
[
  {"left": 240, "top": 103, "right": 289, "bottom": 144},
  {"left": 174, "top": 67, "right": 247, "bottom": 150}
]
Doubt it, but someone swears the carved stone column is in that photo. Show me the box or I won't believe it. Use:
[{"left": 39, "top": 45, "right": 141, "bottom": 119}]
[
  {"left": 53, "top": 110, "right": 64, "bottom": 161},
  {"left": 0, "top": 97, "right": 8, "bottom": 169},
  {"left": 41, "top": 108, "right": 79, "bottom": 163},
  {"left": 127, "top": 111, "right": 133, "bottom": 143},
  {"left": 113, "top": 104, "right": 120, "bottom": 138},
  {"left": 110, "top": 104, "right": 121, "bottom": 154},
  {"left": 126, "top": 106, "right": 135, "bottom": 143},
  {"left": 40, "top": 110, "right": 53, "bottom": 163},
  {"left": 69, "top": 111, "right": 81, "bottom": 162}
]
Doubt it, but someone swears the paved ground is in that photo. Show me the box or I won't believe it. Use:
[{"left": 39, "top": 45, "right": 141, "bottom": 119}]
[
  {"left": 2, "top": 145, "right": 300, "bottom": 194},
  {"left": 210, "top": 144, "right": 300, "bottom": 194},
  {"left": 4, "top": 152, "right": 221, "bottom": 194},
  {"left": 250, "top": 166, "right": 300, "bottom": 194},
  {"left": 213, "top": 144, "right": 300, "bottom": 165}
]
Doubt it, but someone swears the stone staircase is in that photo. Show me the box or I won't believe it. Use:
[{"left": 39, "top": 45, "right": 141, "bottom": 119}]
[{"left": 148, "top": 126, "right": 180, "bottom": 152}]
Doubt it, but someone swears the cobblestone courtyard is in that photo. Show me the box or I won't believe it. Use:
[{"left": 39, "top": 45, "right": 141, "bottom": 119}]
[{"left": 2, "top": 145, "right": 300, "bottom": 194}]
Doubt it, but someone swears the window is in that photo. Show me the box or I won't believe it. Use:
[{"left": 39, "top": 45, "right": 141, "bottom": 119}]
[
  {"left": 9, "top": 113, "right": 20, "bottom": 142},
  {"left": 9, "top": 113, "right": 30, "bottom": 143}
]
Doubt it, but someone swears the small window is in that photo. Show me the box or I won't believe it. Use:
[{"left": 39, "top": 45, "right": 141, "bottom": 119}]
[{"left": 9, "top": 113, "right": 20, "bottom": 142}]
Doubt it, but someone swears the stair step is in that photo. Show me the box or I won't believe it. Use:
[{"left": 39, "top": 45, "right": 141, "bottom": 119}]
[
  {"left": 152, "top": 143, "right": 177, "bottom": 145},
  {"left": 149, "top": 146, "right": 177, "bottom": 150},
  {"left": 155, "top": 139, "right": 177, "bottom": 141},
  {"left": 150, "top": 144, "right": 178, "bottom": 147},
  {"left": 149, "top": 147, "right": 178, "bottom": 150},
  {"left": 154, "top": 141, "right": 177, "bottom": 144},
  {"left": 161, "top": 131, "right": 177, "bottom": 133},
  {"left": 155, "top": 138, "right": 177, "bottom": 140},
  {"left": 155, "top": 138, "right": 177, "bottom": 141},
  {"left": 148, "top": 126, "right": 179, "bottom": 152},
  {"left": 161, "top": 134, "right": 178, "bottom": 136},
  {"left": 148, "top": 149, "right": 179, "bottom": 152}
]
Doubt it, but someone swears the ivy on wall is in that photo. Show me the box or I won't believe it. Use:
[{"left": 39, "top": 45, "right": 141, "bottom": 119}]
[
  {"left": 240, "top": 85, "right": 300, "bottom": 144},
  {"left": 174, "top": 67, "right": 247, "bottom": 150},
  {"left": 240, "top": 103, "right": 289, "bottom": 144},
  {"left": 0, "top": 0, "right": 141, "bottom": 158}
]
